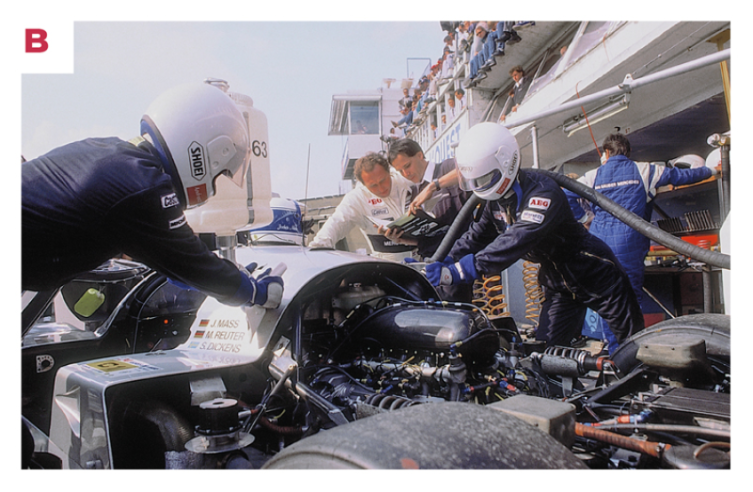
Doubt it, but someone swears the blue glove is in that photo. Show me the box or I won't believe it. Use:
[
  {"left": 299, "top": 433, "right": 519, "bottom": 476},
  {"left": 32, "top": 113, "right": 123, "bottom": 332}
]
[
  {"left": 244, "top": 264, "right": 284, "bottom": 309},
  {"left": 403, "top": 257, "right": 418, "bottom": 264},
  {"left": 425, "top": 255, "right": 478, "bottom": 286}
]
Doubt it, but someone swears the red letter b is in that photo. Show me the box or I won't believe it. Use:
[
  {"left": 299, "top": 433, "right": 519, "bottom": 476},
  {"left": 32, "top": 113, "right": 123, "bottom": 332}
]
[{"left": 25, "top": 29, "right": 49, "bottom": 53}]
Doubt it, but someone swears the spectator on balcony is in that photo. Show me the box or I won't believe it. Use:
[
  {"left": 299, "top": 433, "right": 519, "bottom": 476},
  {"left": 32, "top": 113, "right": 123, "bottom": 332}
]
[
  {"left": 465, "top": 22, "right": 490, "bottom": 86},
  {"left": 441, "top": 46, "right": 455, "bottom": 81},
  {"left": 399, "top": 87, "right": 413, "bottom": 109},
  {"left": 444, "top": 33, "right": 455, "bottom": 52},
  {"left": 392, "top": 104, "right": 413, "bottom": 130},
  {"left": 491, "top": 21, "right": 521, "bottom": 57},
  {"left": 425, "top": 72, "right": 438, "bottom": 104},
  {"left": 455, "top": 88, "right": 466, "bottom": 110},
  {"left": 446, "top": 96, "right": 457, "bottom": 120},
  {"left": 499, "top": 65, "right": 532, "bottom": 122},
  {"left": 457, "top": 22, "right": 470, "bottom": 62}
]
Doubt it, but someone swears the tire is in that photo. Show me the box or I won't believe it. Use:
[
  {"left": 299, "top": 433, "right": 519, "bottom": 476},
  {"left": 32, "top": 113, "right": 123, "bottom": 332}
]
[
  {"left": 262, "top": 402, "right": 586, "bottom": 469},
  {"left": 611, "top": 313, "right": 730, "bottom": 373}
]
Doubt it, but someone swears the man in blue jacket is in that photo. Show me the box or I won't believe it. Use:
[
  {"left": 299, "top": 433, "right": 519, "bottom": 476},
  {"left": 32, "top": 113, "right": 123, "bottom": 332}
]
[
  {"left": 23, "top": 82, "right": 283, "bottom": 308},
  {"left": 566, "top": 133, "right": 715, "bottom": 352},
  {"left": 426, "top": 123, "right": 643, "bottom": 349}
]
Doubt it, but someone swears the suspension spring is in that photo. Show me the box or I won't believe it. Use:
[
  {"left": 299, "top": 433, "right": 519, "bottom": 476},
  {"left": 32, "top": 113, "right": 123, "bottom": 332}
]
[
  {"left": 472, "top": 275, "right": 509, "bottom": 319},
  {"left": 544, "top": 346, "right": 607, "bottom": 373},
  {"left": 364, "top": 393, "right": 420, "bottom": 411},
  {"left": 546, "top": 346, "right": 591, "bottom": 373},
  {"left": 522, "top": 261, "right": 545, "bottom": 327}
]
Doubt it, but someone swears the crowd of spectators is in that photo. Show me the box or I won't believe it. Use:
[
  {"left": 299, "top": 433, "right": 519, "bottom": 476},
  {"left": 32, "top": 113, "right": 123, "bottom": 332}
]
[{"left": 387, "top": 21, "right": 535, "bottom": 142}]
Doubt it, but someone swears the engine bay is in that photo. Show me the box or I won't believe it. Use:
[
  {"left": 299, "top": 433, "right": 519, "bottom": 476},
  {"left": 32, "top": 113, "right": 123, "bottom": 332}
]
[{"left": 25, "top": 257, "right": 731, "bottom": 470}]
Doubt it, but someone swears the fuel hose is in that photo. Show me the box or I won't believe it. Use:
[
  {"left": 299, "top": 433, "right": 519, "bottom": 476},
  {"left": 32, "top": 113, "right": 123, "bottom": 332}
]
[
  {"left": 429, "top": 194, "right": 482, "bottom": 263},
  {"left": 533, "top": 169, "right": 730, "bottom": 270},
  {"left": 429, "top": 171, "right": 730, "bottom": 270}
]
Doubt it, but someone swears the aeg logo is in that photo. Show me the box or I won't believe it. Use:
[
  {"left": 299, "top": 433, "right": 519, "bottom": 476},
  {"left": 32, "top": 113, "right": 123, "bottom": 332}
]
[
  {"left": 528, "top": 197, "right": 551, "bottom": 210},
  {"left": 188, "top": 142, "right": 206, "bottom": 180},
  {"left": 366, "top": 198, "right": 383, "bottom": 205}
]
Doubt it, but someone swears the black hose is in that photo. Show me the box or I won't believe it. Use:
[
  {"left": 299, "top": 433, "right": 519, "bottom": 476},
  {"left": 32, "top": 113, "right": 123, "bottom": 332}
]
[
  {"left": 532, "top": 169, "right": 730, "bottom": 270},
  {"left": 429, "top": 194, "right": 483, "bottom": 263}
]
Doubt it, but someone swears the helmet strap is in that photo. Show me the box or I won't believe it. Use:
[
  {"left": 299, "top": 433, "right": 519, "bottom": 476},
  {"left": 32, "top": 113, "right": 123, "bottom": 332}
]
[{"left": 501, "top": 177, "right": 522, "bottom": 211}]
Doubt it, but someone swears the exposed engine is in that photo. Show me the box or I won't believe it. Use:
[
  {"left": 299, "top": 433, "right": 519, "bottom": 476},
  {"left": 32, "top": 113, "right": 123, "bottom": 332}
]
[
  {"left": 258, "top": 281, "right": 731, "bottom": 469},
  {"left": 25, "top": 260, "right": 730, "bottom": 470}
]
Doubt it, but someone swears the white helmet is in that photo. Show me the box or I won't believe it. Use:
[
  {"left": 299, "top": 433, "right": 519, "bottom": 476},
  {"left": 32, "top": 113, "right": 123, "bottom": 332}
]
[
  {"left": 670, "top": 154, "right": 706, "bottom": 169},
  {"left": 246, "top": 197, "right": 304, "bottom": 245},
  {"left": 455, "top": 122, "right": 520, "bottom": 200},
  {"left": 705, "top": 148, "right": 722, "bottom": 170},
  {"left": 141, "top": 82, "right": 251, "bottom": 209}
]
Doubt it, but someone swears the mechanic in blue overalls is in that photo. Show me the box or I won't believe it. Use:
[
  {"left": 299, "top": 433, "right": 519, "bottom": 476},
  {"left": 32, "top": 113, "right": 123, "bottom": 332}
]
[
  {"left": 425, "top": 123, "right": 644, "bottom": 350},
  {"left": 22, "top": 82, "right": 282, "bottom": 309},
  {"left": 566, "top": 132, "right": 716, "bottom": 353}
]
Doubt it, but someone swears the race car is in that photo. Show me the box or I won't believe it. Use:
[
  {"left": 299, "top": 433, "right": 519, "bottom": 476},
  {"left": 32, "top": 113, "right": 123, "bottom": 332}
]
[{"left": 22, "top": 243, "right": 730, "bottom": 469}]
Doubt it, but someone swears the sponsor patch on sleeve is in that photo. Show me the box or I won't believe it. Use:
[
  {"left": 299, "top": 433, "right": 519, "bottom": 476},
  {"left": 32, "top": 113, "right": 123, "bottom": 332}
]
[
  {"left": 169, "top": 214, "right": 187, "bottom": 229},
  {"left": 520, "top": 210, "right": 545, "bottom": 224},
  {"left": 528, "top": 196, "right": 551, "bottom": 210},
  {"left": 161, "top": 192, "right": 180, "bottom": 208}
]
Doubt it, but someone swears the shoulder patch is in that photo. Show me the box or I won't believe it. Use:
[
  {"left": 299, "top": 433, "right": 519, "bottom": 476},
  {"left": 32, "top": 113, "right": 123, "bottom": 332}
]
[
  {"left": 169, "top": 214, "right": 187, "bottom": 230},
  {"left": 520, "top": 210, "right": 545, "bottom": 224},
  {"left": 161, "top": 192, "right": 180, "bottom": 209},
  {"left": 528, "top": 196, "right": 551, "bottom": 210}
]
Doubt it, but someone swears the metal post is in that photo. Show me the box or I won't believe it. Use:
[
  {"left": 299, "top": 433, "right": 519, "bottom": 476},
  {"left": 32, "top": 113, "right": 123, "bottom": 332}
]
[
  {"left": 720, "top": 142, "right": 730, "bottom": 220},
  {"left": 503, "top": 49, "right": 730, "bottom": 130},
  {"left": 530, "top": 125, "right": 540, "bottom": 169}
]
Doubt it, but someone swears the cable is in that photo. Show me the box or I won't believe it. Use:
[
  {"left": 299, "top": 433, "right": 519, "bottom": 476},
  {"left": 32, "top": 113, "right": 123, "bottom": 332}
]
[
  {"left": 533, "top": 169, "right": 730, "bottom": 270},
  {"left": 575, "top": 422, "right": 669, "bottom": 459}
]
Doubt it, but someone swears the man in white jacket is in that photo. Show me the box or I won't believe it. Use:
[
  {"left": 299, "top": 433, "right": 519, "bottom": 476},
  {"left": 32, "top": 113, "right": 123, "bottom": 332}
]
[{"left": 308, "top": 152, "right": 416, "bottom": 261}]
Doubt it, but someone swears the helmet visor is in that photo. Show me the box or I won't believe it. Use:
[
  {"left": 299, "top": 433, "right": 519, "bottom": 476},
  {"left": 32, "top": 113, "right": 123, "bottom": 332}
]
[
  {"left": 458, "top": 167, "right": 502, "bottom": 193},
  {"left": 228, "top": 144, "right": 251, "bottom": 188}
]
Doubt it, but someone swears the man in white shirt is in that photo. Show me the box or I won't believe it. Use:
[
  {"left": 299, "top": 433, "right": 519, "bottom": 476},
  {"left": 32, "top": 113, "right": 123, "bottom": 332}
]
[
  {"left": 455, "top": 88, "right": 466, "bottom": 111},
  {"left": 308, "top": 152, "right": 415, "bottom": 261},
  {"left": 447, "top": 96, "right": 457, "bottom": 120}
]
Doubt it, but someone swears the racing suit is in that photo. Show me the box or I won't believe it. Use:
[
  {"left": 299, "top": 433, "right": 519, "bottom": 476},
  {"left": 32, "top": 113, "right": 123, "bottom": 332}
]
[
  {"left": 22, "top": 137, "right": 256, "bottom": 306},
  {"left": 308, "top": 170, "right": 415, "bottom": 261},
  {"left": 566, "top": 156, "right": 712, "bottom": 351},
  {"left": 448, "top": 169, "right": 644, "bottom": 348}
]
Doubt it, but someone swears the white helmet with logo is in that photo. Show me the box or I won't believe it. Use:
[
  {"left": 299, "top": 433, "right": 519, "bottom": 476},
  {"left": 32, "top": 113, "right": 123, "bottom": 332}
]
[
  {"left": 141, "top": 82, "right": 251, "bottom": 209},
  {"left": 455, "top": 122, "right": 520, "bottom": 200}
]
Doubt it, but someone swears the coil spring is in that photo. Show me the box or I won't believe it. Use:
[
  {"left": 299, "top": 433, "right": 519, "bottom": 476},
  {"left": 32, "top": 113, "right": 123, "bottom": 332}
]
[
  {"left": 544, "top": 346, "right": 591, "bottom": 374},
  {"left": 522, "top": 261, "right": 545, "bottom": 327},
  {"left": 364, "top": 393, "right": 420, "bottom": 411},
  {"left": 472, "top": 275, "right": 509, "bottom": 318}
]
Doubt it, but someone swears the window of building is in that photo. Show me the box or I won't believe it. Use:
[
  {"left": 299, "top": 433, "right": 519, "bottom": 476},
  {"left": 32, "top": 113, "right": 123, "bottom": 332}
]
[{"left": 349, "top": 102, "right": 379, "bottom": 135}]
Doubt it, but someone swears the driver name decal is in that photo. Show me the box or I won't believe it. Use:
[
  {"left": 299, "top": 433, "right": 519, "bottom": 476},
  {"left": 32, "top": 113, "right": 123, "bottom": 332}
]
[{"left": 189, "top": 317, "right": 247, "bottom": 354}]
